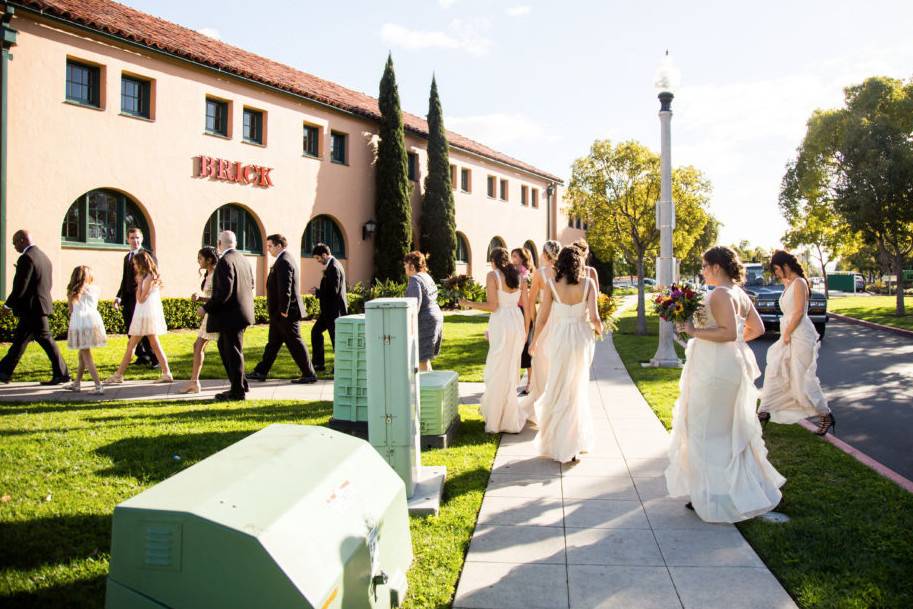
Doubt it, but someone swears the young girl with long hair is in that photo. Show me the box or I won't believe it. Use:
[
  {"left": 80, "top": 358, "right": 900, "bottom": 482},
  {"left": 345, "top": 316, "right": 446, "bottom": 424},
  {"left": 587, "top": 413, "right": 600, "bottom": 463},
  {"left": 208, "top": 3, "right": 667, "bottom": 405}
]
[
  {"left": 64, "top": 266, "right": 107, "bottom": 394},
  {"left": 511, "top": 246, "right": 534, "bottom": 395},
  {"left": 179, "top": 246, "right": 220, "bottom": 393}
]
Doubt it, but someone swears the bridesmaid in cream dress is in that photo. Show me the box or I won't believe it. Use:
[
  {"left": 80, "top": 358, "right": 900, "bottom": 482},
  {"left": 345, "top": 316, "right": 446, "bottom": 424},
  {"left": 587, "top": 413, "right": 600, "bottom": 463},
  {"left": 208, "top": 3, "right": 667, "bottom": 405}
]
[
  {"left": 530, "top": 246, "right": 603, "bottom": 463},
  {"left": 519, "top": 240, "right": 561, "bottom": 422},
  {"left": 460, "top": 247, "right": 528, "bottom": 433},
  {"left": 666, "top": 246, "right": 785, "bottom": 523},
  {"left": 758, "top": 250, "right": 834, "bottom": 435}
]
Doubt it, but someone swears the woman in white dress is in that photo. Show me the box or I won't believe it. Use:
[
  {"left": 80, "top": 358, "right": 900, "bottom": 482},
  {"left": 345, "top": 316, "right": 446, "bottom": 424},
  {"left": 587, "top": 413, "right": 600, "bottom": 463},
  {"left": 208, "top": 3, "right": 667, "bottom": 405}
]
[
  {"left": 179, "top": 246, "right": 220, "bottom": 393},
  {"left": 758, "top": 250, "right": 834, "bottom": 434},
  {"left": 106, "top": 251, "right": 173, "bottom": 384},
  {"left": 64, "top": 266, "right": 107, "bottom": 395},
  {"left": 460, "top": 247, "right": 529, "bottom": 433},
  {"left": 519, "top": 240, "right": 562, "bottom": 420},
  {"left": 572, "top": 239, "right": 600, "bottom": 292},
  {"left": 530, "top": 246, "right": 603, "bottom": 463},
  {"left": 666, "top": 246, "right": 785, "bottom": 523}
]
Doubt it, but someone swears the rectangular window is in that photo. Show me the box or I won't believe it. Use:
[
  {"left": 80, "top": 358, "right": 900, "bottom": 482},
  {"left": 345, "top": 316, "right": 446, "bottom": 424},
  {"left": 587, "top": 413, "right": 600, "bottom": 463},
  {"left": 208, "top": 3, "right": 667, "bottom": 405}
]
[
  {"left": 487, "top": 175, "right": 497, "bottom": 198},
  {"left": 303, "top": 124, "right": 320, "bottom": 157},
  {"left": 206, "top": 97, "right": 229, "bottom": 136},
  {"left": 450, "top": 164, "right": 457, "bottom": 190},
  {"left": 500, "top": 179, "right": 508, "bottom": 201},
  {"left": 407, "top": 152, "right": 419, "bottom": 181},
  {"left": 66, "top": 60, "right": 100, "bottom": 107},
  {"left": 243, "top": 108, "right": 264, "bottom": 144},
  {"left": 461, "top": 168, "right": 471, "bottom": 193},
  {"left": 531, "top": 188, "right": 539, "bottom": 208},
  {"left": 331, "top": 131, "right": 348, "bottom": 164},
  {"left": 521, "top": 185, "right": 529, "bottom": 206},
  {"left": 120, "top": 75, "right": 150, "bottom": 118}
]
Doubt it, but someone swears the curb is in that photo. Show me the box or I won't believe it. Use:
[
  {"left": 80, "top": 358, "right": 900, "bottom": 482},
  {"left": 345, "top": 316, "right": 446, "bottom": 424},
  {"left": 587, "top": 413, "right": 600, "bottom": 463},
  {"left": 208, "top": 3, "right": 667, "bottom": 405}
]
[
  {"left": 829, "top": 312, "right": 913, "bottom": 339},
  {"left": 798, "top": 419, "right": 913, "bottom": 495}
]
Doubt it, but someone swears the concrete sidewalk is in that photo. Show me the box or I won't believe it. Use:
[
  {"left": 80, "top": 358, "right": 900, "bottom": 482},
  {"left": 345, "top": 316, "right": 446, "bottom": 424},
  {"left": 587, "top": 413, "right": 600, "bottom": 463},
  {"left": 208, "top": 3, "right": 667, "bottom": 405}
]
[{"left": 453, "top": 337, "right": 797, "bottom": 609}]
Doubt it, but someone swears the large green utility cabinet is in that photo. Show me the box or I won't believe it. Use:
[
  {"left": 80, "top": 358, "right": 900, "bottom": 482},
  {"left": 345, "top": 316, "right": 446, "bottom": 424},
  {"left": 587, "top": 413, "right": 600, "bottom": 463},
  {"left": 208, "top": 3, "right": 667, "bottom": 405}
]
[
  {"left": 333, "top": 314, "right": 369, "bottom": 426},
  {"left": 365, "top": 298, "right": 421, "bottom": 497},
  {"left": 105, "top": 424, "right": 412, "bottom": 609}
]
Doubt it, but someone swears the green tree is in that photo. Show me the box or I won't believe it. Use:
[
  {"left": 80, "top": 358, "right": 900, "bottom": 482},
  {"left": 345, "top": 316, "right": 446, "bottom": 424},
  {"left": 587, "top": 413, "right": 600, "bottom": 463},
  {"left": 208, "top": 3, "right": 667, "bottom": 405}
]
[
  {"left": 730, "top": 240, "right": 770, "bottom": 264},
  {"left": 680, "top": 215, "right": 720, "bottom": 278},
  {"left": 566, "top": 139, "right": 713, "bottom": 334},
  {"left": 791, "top": 76, "right": 913, "bottom": 314},
  {"left": 373, "top": 53, "right": 413, "bottom": 282},
  {"left": 419, "top": 76, "right": 456, "bottom": 279}
]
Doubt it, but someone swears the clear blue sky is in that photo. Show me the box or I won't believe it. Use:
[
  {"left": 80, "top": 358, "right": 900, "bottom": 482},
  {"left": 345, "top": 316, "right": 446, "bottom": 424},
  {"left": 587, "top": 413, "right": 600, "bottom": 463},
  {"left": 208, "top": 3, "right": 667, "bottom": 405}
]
[{"left": 122, "top": 0, "right": 913, "bottom": 248}]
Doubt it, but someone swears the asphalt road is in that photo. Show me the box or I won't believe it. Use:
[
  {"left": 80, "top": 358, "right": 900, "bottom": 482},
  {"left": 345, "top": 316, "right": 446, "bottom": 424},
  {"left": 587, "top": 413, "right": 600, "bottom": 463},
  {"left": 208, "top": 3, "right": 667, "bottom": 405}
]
[{"left": 748, "top": 320, "right": 913, "bottom": 480}]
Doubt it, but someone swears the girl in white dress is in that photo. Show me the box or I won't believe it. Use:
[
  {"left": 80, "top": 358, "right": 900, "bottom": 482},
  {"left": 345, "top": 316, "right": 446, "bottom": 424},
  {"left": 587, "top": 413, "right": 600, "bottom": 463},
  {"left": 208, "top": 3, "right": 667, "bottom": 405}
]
[
  {"left": 64, "top": 266, "right": 107, "bottom": 395},
  {"left": 519, "top": 240, "right": 561, "bottom": 421},
  {"left": 530, "top": 246, "right": 603, "bottom": 463},
  {"left": 179, "top": 246, "right": 220, "bottom": 394},
  {"left": 460, "top": 247, "right": 529, "bottom": 433},
  {"left": 666, "top": 246, "right": 785, "bottom": 523},
  {"left": 758, "top": 250, "right": 834, "bottom": 435},
  {"left": 106, "top": 251, "right": 173, "bottom": 384}
]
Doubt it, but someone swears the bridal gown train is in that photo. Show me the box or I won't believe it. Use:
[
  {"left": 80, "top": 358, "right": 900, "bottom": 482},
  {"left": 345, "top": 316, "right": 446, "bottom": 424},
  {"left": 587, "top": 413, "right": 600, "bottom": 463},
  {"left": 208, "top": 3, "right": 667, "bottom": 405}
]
[
  {"left": 480, "top": 272, "right": 528, "bottom": 433},
  {"left": 519, "top": 267, "right": 554, "bottom": 423},
  {"left": 665, "top": 285, "right": 785, "bottom": 523},
  {"left": 535, "top": 277, "right": 596, "bottom": 463},
  {"left": 758, "top": 279, "right": 830, "bottom": 423}
]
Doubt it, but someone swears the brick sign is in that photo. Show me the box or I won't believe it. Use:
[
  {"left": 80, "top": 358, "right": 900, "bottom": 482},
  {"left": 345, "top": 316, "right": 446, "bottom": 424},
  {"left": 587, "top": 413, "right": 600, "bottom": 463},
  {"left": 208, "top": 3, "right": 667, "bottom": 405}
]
[{"left": 194, "top": 156, "right": 274, "bottom": 188}]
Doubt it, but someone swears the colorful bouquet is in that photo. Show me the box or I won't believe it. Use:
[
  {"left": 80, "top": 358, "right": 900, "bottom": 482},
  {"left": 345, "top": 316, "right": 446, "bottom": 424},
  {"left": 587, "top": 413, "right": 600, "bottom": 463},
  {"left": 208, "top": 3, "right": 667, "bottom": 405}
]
[{"left": 651, "top": 282, "right": 703, "bottom": 323}]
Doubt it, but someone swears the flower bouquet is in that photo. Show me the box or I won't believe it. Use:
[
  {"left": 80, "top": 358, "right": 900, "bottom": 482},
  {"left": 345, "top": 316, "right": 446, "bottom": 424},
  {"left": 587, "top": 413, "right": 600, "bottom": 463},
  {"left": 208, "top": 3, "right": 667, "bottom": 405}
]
[{"left": 652, "top": 283, "right": 703, "bottom": 345}]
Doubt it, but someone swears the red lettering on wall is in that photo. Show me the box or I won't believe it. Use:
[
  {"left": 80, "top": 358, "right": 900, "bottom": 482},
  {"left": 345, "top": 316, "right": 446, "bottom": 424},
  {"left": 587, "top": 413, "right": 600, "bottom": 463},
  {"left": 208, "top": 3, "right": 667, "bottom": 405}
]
[
  {"left": 244, "top": 165, "right": 259, "bottom": 184},
  {"left": 232, "top": 162, "right": 247, "bottom": 185},
  {"left": 258, "top": 167, "right": 273, "bottom": 188},
  {"left": 217, "top": 159, "right": 230, "bottom": 180},
  {"left": 193, "top": 155, "right": 275, "bottom": 188}
]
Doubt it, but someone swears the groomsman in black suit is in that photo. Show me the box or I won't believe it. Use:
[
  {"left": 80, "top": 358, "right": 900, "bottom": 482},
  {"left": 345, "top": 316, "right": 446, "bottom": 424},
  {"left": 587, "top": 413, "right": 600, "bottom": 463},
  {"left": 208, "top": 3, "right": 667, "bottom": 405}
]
[
  {"left": 201, "top": 230, "right": 255, "bottom": 401},
  {"left": 115, "top": 227, "right": 158, "bottom": 367},
  {"left": 247, "top": 234, "right": 317, "bottom": 384},
  {"left": 310, "top": 243, "right": 347, "bottom": 372},
  {"left": 0, "top": 230, "right": 69, "bottom": 384}
]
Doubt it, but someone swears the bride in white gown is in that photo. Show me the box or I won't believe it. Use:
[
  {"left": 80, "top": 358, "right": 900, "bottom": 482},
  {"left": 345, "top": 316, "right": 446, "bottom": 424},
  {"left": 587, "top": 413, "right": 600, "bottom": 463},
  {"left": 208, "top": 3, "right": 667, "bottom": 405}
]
[
  {"left": 460, "top": 247, "right": 529, "bottom": 433},
  {"left": 758, "top": 250, "right": 834, "bottom": 435},
  {"left": 666, "top": 246, "right": 786, "bottom": 523},
  {"left": 530, "top": 246, "right": 603, "bottom": 463}
]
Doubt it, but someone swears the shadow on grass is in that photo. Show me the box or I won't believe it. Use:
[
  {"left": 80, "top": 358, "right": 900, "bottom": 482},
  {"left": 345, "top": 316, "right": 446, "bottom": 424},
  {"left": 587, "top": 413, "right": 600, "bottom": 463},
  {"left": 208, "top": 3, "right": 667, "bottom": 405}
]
[
  {"left": 0, "top": 513, "right": 110, "bottom": 572},
  {"left": 3, "top": 575, "right": 107, "bottom": 609},
  {"left": 0, "top": 401, "right": 139, "bottom": 417},
  {"left": 86, "top": 401, "right": 333, "bottom": 426}
]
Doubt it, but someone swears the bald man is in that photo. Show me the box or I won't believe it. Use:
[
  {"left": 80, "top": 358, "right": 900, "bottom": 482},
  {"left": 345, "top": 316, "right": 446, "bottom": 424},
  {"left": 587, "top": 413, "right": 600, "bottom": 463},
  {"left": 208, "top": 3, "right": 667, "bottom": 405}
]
[{"left": 0, "top": 230, "right": 69, "bottom": 384}]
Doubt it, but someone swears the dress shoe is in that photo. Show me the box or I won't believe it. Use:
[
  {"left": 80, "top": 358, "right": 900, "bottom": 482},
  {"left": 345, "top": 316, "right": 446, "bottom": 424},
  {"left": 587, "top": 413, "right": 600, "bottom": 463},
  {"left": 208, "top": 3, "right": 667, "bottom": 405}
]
[
  {"left": 292, "top": 375, "right": 318, "bottom": 384},
  {"left": 246, "top": 371, "right": 267, "bottom": 381},
  {"left": 149, "top": 362, "right": 161, "bottom": 370},
  {"left": 313, "top": 365, "right": 326, "bottom": 372},
  {"left": 0, "top": 373, "right": 11, "bottom": 384},
  {"left": 41, "top": 375, "right": 71, "bottom": 386},
  {"left": 214, "top": 390, "right": 245, "bottom": 402},
  {"left": 131, "top": 357, "right": 151, "bottom": 367}
]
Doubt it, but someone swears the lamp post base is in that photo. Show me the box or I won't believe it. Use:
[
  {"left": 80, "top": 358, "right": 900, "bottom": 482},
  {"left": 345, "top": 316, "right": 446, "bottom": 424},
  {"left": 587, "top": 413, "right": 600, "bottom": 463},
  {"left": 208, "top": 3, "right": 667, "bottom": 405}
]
[{"left": 641, "top": 358, "right": 683, "bottom": 369}]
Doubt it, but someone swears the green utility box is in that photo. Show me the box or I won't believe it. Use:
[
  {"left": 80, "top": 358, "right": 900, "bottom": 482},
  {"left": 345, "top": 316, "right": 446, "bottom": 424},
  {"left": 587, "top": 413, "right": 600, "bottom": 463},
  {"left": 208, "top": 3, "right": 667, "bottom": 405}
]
[
  {"left": 418, "top": 371, "right": 459, "bottom": 436},
  {"left": 827, "top": 272, "right": 855, "bottom": 292},
  {"left": 105, "top": 424, "right": 412, "bottom": 609},
  {"left": 366, "top": 298, "right": 421, "bottom": 497},
  {"left": 333, "top": 314, "right": 369, "bottom": 424}
]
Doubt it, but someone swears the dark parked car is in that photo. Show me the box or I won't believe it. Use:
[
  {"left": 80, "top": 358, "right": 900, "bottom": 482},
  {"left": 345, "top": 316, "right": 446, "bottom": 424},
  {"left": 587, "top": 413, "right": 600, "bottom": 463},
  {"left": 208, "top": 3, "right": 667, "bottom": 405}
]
[{"left": 741, "top": 263, "right": 829, "bottom": 338}]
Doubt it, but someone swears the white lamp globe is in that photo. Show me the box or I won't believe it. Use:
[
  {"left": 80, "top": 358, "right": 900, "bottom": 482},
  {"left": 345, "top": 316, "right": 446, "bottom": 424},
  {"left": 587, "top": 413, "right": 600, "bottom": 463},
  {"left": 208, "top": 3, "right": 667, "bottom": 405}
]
[{"left": 654, "top": 51, "right": 681, "bottom": 95}]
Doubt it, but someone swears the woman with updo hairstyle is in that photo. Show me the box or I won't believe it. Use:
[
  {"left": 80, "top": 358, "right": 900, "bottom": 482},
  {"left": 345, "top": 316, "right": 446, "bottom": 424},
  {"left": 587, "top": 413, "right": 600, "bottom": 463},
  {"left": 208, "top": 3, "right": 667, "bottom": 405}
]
[
  {"left": 404, "top": 251, "right": 444, "bottom": 371},
  {"left": 665, "top": 245, "right": 786, "bottom": 523},
  {"left": 460, "top": 247, "right": 529, "bottom": 433},
  {"left": 758, "top": 250, "right": 833, "bottom": 434},
  {"left": 519, "top": 240, "right": 562, "bottom": 413},
  {"left": 529, "top": 245, "right": 603, "bottom": 462},
  {"left": 511, "top": 247, "right": 535, "bottom": 395},
  {"left": 179, "top": 246, "right": 220, "bottom": 393},
  {"left": 572, "top": 238, "right": 601, "bottom": 293}
]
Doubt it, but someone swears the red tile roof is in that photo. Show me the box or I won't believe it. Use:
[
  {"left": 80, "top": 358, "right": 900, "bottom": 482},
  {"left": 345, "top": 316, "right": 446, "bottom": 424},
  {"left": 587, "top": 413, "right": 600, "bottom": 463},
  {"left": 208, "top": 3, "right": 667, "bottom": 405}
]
[{"left": 9, "top": 0, "right": 562, "bottom": 182}]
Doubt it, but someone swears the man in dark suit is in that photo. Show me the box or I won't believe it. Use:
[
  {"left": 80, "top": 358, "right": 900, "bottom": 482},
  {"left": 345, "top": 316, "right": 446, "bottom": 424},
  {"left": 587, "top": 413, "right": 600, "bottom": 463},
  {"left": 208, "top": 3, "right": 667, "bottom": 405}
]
[
  {"left": 310, "top": 242, "right": 347, "bottom": 372},
  {"left": 201, "top": 230, "right": 255, "bottom": 401},
  {"left": 0, "top": 230, "right": 69, "bottom": 384},
  {"left": 247, "top": 234, "right": 317, "bottom": 384},
  {"left": 115, "top": 227, "right": 158, "bottom": 367}
]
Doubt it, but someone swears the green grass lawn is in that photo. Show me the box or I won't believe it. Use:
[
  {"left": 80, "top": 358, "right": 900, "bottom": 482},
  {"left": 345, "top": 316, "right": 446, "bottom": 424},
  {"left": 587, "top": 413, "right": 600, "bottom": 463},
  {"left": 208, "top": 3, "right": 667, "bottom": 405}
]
[
  {"left": 613, "top": 309, "right": 913, "bottom": 609},
  {"left": 0, "top": 313, "right": 489, "bottom": 384},
  {"left": 828, "top": 295, "right": 913, "bottom": 331},
  {"left": 0, "top": 398, "right": 498, "bottom": 608}
]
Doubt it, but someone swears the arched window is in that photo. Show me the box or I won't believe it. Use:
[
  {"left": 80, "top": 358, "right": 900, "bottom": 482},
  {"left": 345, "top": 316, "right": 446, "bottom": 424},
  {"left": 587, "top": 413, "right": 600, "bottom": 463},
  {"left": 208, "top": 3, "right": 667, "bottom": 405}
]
[
  {"left": 202, "top": 204, "right": 262, "bottom": 254},
  {"left": 524, "top": 240, "right": 538, "bottom": 268},
  {"left": 61, "top": 189, "right": 151, "bottom": 248},
  {"left": 487, "top": 236, "right": 506, "bottom": 261},
  {"left": 455, "top": 232, "right": 470, "bottom": 263},
  {"left": 302, "top": 215, "right": 346, "bottom": 259}
]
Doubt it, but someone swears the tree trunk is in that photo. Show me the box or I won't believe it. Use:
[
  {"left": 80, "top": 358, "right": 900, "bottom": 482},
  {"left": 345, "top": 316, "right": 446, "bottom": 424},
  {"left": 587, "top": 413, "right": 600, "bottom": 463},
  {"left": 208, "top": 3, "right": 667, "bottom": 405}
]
[
  {"left": 636, "top": 255, "right": 646, "bottom": 335},
  {"left": 817, "top": 246, "right": 828, "bottom": 298},
  {"left": 895, "top": 252, "right": 906, "bottom": 316}
]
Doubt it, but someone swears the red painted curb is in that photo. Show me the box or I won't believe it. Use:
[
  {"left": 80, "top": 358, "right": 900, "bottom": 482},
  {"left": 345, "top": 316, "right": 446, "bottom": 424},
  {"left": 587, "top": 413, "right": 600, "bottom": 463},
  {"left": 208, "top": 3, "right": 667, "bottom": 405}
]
[
  {"left": 829, "top": 312, "right": 913, "bottom": 339},
  {"left": 798, "top": 420, "right": 913, "bottom": 494}
]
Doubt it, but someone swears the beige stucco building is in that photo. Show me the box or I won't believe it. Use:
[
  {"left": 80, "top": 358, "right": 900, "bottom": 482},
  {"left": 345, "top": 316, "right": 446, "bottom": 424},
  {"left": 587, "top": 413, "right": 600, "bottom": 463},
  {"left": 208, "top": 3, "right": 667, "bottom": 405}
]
[{"left": 0, "top": 0, "right": 582, "bottom": 300}]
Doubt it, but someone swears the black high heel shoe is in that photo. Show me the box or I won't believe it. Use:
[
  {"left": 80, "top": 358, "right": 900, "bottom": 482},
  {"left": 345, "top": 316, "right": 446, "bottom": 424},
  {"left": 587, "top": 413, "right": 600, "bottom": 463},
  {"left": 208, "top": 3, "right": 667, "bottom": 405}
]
[{"left": 816, "top": 412, "right": 836, "bottom": 436}]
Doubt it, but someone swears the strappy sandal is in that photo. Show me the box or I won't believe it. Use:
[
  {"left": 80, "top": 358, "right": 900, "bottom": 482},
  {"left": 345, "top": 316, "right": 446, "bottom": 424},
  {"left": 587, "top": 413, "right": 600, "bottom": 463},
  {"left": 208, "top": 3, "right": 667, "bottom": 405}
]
[{"left": 816, "top": 412, "right": 836, "bottom": 436}]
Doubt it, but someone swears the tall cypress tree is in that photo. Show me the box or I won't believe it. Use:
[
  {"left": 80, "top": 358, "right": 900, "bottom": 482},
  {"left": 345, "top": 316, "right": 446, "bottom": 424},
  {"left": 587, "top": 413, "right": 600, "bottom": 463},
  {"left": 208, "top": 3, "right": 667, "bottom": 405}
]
[
  {"left": 373, "top": 53, "right": 413, "bottom": 282},
  {"left": 419, "top": 76, "right": 457, "bottom": 279}
]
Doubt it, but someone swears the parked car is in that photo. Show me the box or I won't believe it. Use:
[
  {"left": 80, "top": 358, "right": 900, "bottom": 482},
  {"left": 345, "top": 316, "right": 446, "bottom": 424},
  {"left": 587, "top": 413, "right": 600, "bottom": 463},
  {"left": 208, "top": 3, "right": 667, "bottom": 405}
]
[
  {"left": 742, "top": 263, "right": 829, "bottom": 338},
  {"left": 854, "top": 274, "right": 865, "bottom": 292}
]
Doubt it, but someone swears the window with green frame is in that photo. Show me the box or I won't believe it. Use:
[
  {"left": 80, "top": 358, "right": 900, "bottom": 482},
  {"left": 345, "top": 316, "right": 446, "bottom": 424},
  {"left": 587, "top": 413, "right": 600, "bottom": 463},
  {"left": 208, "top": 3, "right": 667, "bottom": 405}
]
[
  {"left": 456, "top": 232, "right": 469, "bottom": 263},
  {"left": 202, "top": 204, "right": 263, "bottom": 254},
  {"left": 302, "top": 215, "right": 346, "bottom": 259},
  {"left": 61, "top": 189, "right": 150, "bottom": 248}
]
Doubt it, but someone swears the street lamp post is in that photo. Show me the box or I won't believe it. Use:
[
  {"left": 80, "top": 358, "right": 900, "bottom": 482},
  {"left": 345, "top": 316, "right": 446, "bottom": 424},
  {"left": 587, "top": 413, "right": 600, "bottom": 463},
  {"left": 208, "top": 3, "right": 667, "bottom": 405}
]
[{"left": 649, "top": 51, "right": 682, "bottom": 368}]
